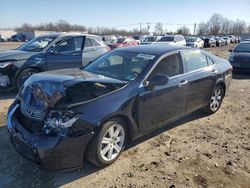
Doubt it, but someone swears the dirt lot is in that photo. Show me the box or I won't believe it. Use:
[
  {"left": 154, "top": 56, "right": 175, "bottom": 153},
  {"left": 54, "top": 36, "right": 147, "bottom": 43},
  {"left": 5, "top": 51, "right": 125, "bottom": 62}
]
[{"left": 0, "top": 43, "right": 249, "bottom": 188}]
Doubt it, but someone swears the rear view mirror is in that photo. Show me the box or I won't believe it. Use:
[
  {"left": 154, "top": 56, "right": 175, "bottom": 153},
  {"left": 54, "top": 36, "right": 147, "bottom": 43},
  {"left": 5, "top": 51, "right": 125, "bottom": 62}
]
[{"left": 146, "top": 74, "right": 169, "bottom": 90}]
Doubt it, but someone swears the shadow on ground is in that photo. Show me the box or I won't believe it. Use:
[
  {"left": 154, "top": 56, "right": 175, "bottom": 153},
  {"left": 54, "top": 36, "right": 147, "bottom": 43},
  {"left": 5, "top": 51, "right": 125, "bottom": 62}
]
[
  {"left": 0, "top": 90, "right": 16, "bottom": 100},
  {"left": 0, "top": 109, "right": 207, "bottom": 188}
]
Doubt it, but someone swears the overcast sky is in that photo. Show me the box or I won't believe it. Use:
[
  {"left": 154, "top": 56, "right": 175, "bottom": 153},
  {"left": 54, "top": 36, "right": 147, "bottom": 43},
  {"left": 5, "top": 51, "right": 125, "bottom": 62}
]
[{"left": 1, "top": 0, "right": 250, "bottom": 32}]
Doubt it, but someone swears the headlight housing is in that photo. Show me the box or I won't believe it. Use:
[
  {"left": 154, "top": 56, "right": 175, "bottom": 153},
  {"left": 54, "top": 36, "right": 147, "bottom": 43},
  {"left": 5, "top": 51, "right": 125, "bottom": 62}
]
[{"left": 42, "top": 110, "right": 79, "bottom": 136}]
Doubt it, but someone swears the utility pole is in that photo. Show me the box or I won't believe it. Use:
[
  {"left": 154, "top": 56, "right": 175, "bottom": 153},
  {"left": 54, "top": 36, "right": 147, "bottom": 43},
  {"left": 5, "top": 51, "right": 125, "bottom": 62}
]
[
  {"left": 147, "top": 22, "right": 151, "bottom": 34},
  {"left": 139, "top": 23, "right": 142, "bottom": 35},
  {"left": 193, "top": 23, "right": 196, "bottom": 36}
]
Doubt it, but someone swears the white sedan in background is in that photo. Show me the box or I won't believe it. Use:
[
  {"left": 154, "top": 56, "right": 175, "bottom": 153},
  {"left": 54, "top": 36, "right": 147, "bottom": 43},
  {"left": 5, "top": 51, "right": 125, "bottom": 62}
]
[{"left": 185, "top": 37, "right": 204, "bottom": 48}]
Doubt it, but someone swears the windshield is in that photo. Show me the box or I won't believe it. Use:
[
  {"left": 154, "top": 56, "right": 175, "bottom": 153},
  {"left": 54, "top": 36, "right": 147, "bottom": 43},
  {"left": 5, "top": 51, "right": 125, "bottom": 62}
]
[
  {"left": 117, "top": 38, "right": 125, "bottom": 43},
  {"left": 18, "top": 36, "right": 55, "bottom": 52},
  {"left": 158, "top": 36, "right": 175, "bottom": 42},
  {"left": 84, "top": 51, "right": 154, "bottom": 81},
  {"left": 186, "top": 38, "right": 197, "bottom": 42},
  {"left": 234, "top": 43, "right": 250, "bottom": 53},
  {"left": 143, "top": 37, "right": 157, "bottom": 42}
]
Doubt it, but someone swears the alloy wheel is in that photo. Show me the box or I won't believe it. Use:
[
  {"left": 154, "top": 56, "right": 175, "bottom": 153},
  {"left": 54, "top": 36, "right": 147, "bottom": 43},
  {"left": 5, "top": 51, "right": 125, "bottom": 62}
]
[
  {"left": 210, "top": 87, "right": 223, "bottom": 112},
  {"left": 100, "top": 123, "right": 125, "bottom": 162}
]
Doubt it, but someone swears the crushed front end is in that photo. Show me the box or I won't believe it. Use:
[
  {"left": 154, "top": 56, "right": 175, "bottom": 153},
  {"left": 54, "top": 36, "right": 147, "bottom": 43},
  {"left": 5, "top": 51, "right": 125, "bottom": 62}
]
[{"left": 7, "top": 80, "right": 98, "bottom": 171}]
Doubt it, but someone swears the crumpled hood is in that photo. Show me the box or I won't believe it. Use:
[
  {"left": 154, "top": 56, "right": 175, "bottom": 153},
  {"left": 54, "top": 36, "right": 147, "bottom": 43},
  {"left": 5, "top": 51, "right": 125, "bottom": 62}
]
[
  {"left": 20, "top": 68, "right": 127, "bottom": 110},
  {"left": 0, "top": 49, "right": 38, "bottom": 62}
]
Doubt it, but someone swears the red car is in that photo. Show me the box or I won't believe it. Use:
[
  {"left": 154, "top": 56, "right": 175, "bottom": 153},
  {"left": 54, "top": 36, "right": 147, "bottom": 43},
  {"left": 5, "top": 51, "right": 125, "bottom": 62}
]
[{"left": 108, "top": 38, "right": 138, "bottom": 49}]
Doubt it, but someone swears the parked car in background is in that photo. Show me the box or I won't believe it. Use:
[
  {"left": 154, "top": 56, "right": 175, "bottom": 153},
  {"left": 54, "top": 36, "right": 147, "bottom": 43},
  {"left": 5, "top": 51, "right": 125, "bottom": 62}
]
[
  {"left": 155, "top": 35, "right": 186, "bottom": 46},
  {"left": 0, "top": 38, "right": 5, "bottom": 42},
  {"left": 185, "top": 37, "right": 204, "bottom": 48},
  {"left": 228, "top": 41, "right": 250, "bottom": 72},
  {"left": 132, "top": 35, "right": 142, "bottom": 43},
  {"left": 7, "top": 45, "right": 232, "bottom": 171},
  {"left": 7, "top": 34, "right": 27, "bottom": 42},
  {"left": 235, "top": 36, "right": 241, "bottom": 43},
  {"left": 223, "top": 37, "right": 231, "bottom": 45},
  {"left": 203, "top": 36, "right": 216, "bottom": 48},
  {"left": 0, "top": 33, "right": 110, "bottom": 90},
  {"left": 215, "top": 37, "right": 226, "bottom": 46},
  {"left": 107, "top": 37, "right": 138, "bottom": 50},
  {"left": 140, "top": 36, "right": 162, "bottom": 45},
  {"left": 228, "top": 35, "right": 236, "bottom": 43},
  {"left": 101, "top": 35, "right": 117, "bottom": 44}
]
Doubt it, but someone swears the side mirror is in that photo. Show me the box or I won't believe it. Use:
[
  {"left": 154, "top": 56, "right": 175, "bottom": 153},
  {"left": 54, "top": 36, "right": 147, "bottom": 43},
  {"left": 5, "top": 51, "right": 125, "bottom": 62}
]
[
  {"left": 145, "top": 74, "right": 169, "bottom": 90},
  {"left": 229, "top": 49, "right": 233, "bottom": 52}
]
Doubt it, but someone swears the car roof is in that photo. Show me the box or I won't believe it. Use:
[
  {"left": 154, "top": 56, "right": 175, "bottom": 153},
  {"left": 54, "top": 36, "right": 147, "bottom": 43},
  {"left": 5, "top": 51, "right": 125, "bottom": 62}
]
[
  {"left": 239, "top": 41, "right": 250, "bottom": 44},
  {"left": 115, "top": 45, "right": 188, "bottom": 56},
  {"left": 37, "top": 33, "right": 98, "bottom": 39}
]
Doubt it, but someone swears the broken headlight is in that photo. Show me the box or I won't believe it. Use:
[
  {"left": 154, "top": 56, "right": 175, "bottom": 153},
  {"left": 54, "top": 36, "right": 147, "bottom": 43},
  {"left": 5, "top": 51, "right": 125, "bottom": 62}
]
[{"left": 42, "top": 110, "right": 79, "bottom": 136}]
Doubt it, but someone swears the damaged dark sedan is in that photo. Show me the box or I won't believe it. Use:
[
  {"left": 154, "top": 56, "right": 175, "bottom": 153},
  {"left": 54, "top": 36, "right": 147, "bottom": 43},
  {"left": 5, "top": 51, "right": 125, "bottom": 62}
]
[{"left": 7, "top": 45, "right": 232, "bottom": 171}]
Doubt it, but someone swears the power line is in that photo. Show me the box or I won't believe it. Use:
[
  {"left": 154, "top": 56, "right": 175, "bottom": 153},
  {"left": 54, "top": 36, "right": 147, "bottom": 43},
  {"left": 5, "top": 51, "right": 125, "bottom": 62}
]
[{"left": 109, "top": 22, "right": 195, "bottom": 28}]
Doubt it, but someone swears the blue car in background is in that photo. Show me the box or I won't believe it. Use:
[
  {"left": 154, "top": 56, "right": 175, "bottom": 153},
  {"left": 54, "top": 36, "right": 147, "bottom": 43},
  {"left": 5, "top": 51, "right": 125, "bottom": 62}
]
[{"left": 0, "top": 33, "right": 110, "bottom": 90}]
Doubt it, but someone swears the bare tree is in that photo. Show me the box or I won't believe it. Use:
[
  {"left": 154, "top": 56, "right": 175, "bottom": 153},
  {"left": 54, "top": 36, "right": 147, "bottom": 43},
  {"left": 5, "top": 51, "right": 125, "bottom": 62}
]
[
  {"left": 221, "top": 18, "right": 230, "bottom": 34},
  {"left": 207, "top": 13, "right": 223, "bottom": 35},
  {"left": 197, "top": 22, "right": 208, "bottom": 35},
  {"left": 231, "top": 19, "right": 247, "bottom": 35},
  {"left": 15, "top": 23, "right": 34, "bottom": 32},
  {"left": 155, "top": 22, "right": 163, "bottom": 35},
  {"left": 177, "top": 26, "right": 190, "bottom": 35}
]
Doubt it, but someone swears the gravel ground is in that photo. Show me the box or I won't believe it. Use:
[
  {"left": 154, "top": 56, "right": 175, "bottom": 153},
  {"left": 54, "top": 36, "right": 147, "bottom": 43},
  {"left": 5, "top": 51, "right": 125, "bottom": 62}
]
[{"left": 0, "top": 43, "right": 249, "bottom": 188}]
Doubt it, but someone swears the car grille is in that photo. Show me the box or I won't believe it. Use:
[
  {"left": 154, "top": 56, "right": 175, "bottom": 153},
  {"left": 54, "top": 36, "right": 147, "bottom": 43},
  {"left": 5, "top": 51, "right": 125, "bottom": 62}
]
[{"left": 20, "top": 102, "right": 45, "bottom": 121}]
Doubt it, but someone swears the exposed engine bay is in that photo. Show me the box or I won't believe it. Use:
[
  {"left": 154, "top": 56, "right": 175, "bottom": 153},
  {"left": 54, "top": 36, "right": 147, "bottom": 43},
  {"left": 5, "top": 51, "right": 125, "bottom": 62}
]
[{"left": 19, "top": 79, "right": 125, "bottom": 135}]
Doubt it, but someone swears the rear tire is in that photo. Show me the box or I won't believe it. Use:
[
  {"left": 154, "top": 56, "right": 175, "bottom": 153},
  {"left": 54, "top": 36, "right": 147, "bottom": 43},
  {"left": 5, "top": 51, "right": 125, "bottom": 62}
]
[
  {"left": 86, "top": 118, "right": 127, "bottom": 167},
  {"left": 204, "top": 85, "right": 224, "bottom": 115},
  {"left": 16, "top": 68, "right": 39, "bottom": 89}
]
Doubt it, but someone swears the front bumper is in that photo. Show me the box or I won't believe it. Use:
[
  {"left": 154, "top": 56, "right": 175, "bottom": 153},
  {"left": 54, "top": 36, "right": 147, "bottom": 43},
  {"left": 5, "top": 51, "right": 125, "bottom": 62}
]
[{"left": 7, "top": 104, "right": 95, "bottom": 171}]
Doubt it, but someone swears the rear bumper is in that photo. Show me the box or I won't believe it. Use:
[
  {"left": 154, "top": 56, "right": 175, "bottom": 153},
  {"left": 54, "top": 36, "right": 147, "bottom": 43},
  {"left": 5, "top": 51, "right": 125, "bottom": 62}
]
[{"left": 8, "top": 104, "right": 94, "bottom": 171}]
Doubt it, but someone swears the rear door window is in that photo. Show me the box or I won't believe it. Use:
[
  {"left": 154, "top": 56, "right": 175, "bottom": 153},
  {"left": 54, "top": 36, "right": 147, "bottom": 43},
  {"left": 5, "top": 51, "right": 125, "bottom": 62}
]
[
  {"left": 151, "top": 53, "right": 183, "bottom": 77},
  {"left": 84, "top": 38, "right": 92, "bottom": 47},
  {"left": 54, "top": 37, "right": 83, "bottom": 53},
  {"left": 90, "top": 38, "right": 101, "bottom": 46}
]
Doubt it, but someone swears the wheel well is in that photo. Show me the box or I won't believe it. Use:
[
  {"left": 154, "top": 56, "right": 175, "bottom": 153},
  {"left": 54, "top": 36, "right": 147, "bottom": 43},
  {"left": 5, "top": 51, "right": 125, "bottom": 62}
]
[
  {"left": 103, "top": 115, "right": 134, "bottom": 143},
  {"left": 14, "top": 67, "right": 41, "bottom": 87},
  {"left": 217, "top": 82, "right": 226, "bottom": 95}
]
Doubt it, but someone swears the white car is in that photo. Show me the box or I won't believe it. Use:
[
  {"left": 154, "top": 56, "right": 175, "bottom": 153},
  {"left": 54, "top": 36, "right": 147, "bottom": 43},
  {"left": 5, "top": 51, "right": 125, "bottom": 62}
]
[
  {"left": 223, "top": 37, "right": 231, "bottom": 45},
  {"left": 155, "top": 35, "right": 186, "bottom": 46},
  {"left": 185, "top": 37, "right": 204, "bottom": 48}
]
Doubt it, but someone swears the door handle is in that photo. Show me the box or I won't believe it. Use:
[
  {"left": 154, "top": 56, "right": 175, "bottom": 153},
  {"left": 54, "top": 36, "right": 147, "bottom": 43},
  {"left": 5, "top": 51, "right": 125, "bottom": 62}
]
[{"left": 178, "top": 80, "right": 188, "bottom": 87}]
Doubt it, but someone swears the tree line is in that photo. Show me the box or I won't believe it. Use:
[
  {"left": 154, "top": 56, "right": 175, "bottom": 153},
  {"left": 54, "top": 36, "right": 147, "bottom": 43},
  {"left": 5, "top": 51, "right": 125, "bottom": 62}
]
[
  {"left": 197, "top": 13, "right": 249, "bottom": 35},
  {"left": 15, "top": 14, "right": 250, "bottom": 36}
]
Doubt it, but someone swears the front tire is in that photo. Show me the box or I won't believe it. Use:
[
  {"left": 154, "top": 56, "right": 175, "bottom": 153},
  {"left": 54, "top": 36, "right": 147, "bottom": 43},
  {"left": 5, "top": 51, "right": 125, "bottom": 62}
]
[
  {"left": 204, "top": 85, "right": 224, "bottom": 114},
  {"left": 86, "top": 118, "right": 127, "bottom": 167},
  {"left": 16, "top": 68, "right": 39, "bottom": 89}
]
